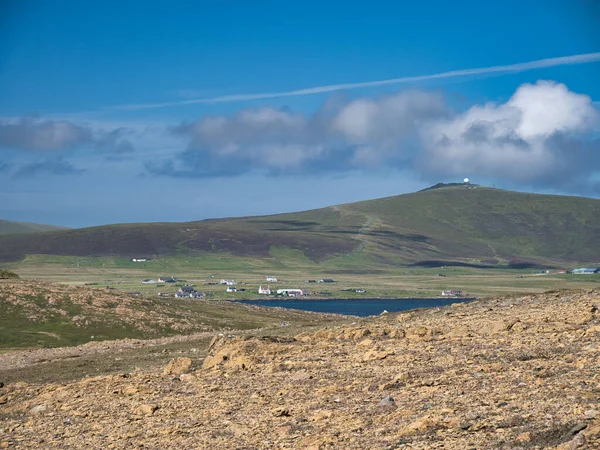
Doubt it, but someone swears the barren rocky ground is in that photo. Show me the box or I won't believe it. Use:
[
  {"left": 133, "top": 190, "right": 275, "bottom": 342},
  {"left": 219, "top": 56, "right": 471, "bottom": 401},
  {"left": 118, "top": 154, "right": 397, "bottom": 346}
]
[{"left": 1, "top": 288, "right": 599, "bottom": 449}]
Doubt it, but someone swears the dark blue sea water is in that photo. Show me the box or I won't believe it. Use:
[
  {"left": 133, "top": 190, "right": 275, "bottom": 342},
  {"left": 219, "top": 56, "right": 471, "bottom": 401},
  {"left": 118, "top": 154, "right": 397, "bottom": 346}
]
[{"left": 237, "top": 297, "right": 474, "bottom": 317}]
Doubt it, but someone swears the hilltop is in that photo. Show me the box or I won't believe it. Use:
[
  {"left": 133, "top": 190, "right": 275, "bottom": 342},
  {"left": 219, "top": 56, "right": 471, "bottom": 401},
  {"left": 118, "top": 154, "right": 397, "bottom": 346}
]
[
  {"left": 1, "top": 287, "right": 599, "bottom": 448},
  {"left": 0, "top": 220, "right": 68, "bottom": 235},
  {"left": 0, "top": 186, "right": 599, "bottom": 267}
]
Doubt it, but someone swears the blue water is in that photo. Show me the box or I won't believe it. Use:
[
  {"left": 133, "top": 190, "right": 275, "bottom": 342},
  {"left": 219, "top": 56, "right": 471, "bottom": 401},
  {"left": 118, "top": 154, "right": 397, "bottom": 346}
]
[{"left": 237, "top": 297, "right": 474, "bottom": 317}]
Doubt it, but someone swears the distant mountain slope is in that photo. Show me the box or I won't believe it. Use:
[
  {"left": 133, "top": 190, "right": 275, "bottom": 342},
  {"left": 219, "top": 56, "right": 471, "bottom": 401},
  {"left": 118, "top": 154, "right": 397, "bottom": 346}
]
[
  {"left": 0, "top": 186, "right": 598, "bottom": 266},
  {"left": 0, "top": 220, "right": 69, "bottom": 235}
]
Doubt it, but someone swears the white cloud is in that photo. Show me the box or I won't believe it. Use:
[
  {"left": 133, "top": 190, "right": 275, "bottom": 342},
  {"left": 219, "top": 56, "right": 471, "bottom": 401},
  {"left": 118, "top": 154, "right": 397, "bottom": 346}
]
[
  {"left": 170, "top": 107, "right": 324, "bottom": 172},
  {"left": 158, "top": 80, "right": 600, "bottom": 192},
  {"left": 343, "top": 92, "right": 445, "bottom": 148},
  {"left": 0, "top": 116, "right": 143, "bottom": 156},
  {"left": 0, "top": 117, "right": 92, "bottom": 151},
  {"left": 420, "top": 81, "right": 599, "bottom": 181},
  {"left": 508, "top": 81, "right": 597, "bottom": 138},
  {"left": 168, "top": 92, "right": 444, "bottom": 174}
]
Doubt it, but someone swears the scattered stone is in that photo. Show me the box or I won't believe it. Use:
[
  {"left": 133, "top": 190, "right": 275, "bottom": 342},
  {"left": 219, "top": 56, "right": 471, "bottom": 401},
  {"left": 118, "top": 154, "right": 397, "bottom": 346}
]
[
  {"left": 122, "top": 385, "right": 139, "bottom": 396},
  {"left": 179, "top": 373, "right": 196, "bottom": 382},
  {"left": 272, "top": 407, "right": 291, "bottom": 417},
  {"left": 136, "top": 404, "right": 158, "bottom": 416},
  {"left": 310, "top": 410, "right": 333, "bottom": 421},
  {"left": 515, "top": 431, "right": 531, "bottom": 443},
  {"left": 568, "top": 422, "right": 588, "bottom": 436},
  {"left": 163, "top": 357, "right": 192, "bottom": 376},
  {"left": 29, "top": 404, "right": 47, "bottom": 415},
  {"left": 568, "top": 432, "right": 587, "bottom": 449},
  {"left": 276, "top": 424, "right": 293, "bottom": 436},
  {"left": 377, "top": 395, "right": 397, "bottom": 409},
  {"left": 398, "top": 416, "right": 437, "bottom": 436}
]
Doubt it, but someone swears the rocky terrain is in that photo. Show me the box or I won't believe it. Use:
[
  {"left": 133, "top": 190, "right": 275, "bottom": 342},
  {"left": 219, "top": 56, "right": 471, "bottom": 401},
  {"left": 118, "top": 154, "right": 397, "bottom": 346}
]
[{"left": 1, "top": 288, "right": 599, "bottom": 449}]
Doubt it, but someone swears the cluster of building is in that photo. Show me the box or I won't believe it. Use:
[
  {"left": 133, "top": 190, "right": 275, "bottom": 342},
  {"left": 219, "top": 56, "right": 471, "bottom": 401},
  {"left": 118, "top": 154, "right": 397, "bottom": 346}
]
[
  {"left": 258, "top": 286, "right": 309, "bottom": 297},
  {"left": 571, "top": 267, "right": 600, "bottom": 274},
  {"left": 441, "top": 290, "right": 465, "bottom": 297},
  {"left": 174, "top": 285, "right": 206, "bottom": 298},
  {"left": 341, "top": 288, "right": 368, "bottom": 293},
  {"left": 138, "top": 272, "right": 387, "bottom": 299},
  {"left": 537, "top": 268, "right": 599, "bottom": 275},
  {"left": 142, "top": 277, "right": 177, "bottom": 284}
]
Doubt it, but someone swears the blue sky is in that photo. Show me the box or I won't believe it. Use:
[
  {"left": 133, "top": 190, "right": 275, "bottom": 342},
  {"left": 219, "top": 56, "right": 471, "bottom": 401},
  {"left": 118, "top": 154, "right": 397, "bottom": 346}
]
[{"left": 1, "top": 0, "right": 599, "bottom": 227}]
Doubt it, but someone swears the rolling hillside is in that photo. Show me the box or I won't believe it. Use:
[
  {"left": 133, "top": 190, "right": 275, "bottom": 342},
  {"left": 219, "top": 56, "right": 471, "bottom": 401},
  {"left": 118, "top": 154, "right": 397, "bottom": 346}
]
[
  {"left": 0, "top": 280, "right": 342, "bottom": 349},
  {"left": 0, "top": 220, "right": 69, "bottom": 235},
  {"left": 0, "top": 185, "right": 598, "bottom": 266}
]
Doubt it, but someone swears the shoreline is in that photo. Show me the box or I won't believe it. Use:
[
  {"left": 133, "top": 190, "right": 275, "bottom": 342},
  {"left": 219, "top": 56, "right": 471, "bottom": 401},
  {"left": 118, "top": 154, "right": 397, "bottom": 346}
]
[{"left": 233, "top": 296, "right": 477, "bottom": 302}]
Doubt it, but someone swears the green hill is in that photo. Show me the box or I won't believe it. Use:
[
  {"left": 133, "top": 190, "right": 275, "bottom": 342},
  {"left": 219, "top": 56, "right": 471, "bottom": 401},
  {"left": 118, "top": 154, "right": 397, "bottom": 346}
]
[
  {"left": 0, "top": 186, "right": 598, "bottom": 267},
  {"left": 0, "top": 220, "right": 69, "bottom": 235},
  {"left": 0, "top": 269, "right": 19, "bottom": 279}
]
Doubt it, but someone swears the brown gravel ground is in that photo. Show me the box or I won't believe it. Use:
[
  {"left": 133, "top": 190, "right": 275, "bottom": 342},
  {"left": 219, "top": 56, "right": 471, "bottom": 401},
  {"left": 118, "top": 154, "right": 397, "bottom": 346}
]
[{"left": 1, "top": 288, "right": 599, "bottom": 449}]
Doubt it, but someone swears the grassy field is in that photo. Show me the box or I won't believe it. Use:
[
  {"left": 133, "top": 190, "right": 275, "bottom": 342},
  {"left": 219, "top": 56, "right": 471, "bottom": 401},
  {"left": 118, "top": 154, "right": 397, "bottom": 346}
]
[{"left": 3, "top": 253, "right": 598, "bottom": 300}]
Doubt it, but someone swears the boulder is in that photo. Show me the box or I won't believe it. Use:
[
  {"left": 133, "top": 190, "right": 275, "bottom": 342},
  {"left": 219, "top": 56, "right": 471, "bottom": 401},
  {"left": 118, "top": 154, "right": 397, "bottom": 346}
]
[{"left": 163, "top": 357, "right": 193, "bottom": 376}]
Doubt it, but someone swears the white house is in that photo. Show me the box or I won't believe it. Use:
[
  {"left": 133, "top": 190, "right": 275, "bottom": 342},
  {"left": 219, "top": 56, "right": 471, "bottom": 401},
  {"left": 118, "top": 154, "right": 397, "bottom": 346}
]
[
  {"left": 276, "top": 288, "right": 303, "bottom": 297},
  {"left": 158, "top": 277, "right": 177, "bottom": 283},
  {"left": 220, "top": 279, "right": 236, "bottom": 285},
  {"left": 266, "top": 276, "right": 278, "bottom": 282},
  {"left": 442, "top": 290, "right": 463, "bottom": 297},
  {"left": 258, "top": 286, "right": 272, "bottom": 295},
  {"left": 318, "top": 278, "right": 335, "bottom": 283},
  {"left": 132, "top": 258, "right": 147, "bottom": 262},
  {"left": 226, "top": 286, "right": 237, "bottom": 293}
]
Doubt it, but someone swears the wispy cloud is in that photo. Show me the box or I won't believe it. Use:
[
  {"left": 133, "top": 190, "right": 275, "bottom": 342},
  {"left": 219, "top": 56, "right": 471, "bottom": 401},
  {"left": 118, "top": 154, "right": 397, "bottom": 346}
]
[
  {"left": 110, "top": 52, "right": 600, "bottom": 111},
  {"left": 0, "top": 116, "right": 137, "bottom": 154},
  {"left": 13, "top": 158, "right": 84, "bottom": 177}
]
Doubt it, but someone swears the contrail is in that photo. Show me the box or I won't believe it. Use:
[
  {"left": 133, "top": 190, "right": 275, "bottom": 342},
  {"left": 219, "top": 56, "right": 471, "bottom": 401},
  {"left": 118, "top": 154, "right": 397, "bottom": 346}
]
[{"left": 110, "top": 52, "right": 600, "bottom": 111}]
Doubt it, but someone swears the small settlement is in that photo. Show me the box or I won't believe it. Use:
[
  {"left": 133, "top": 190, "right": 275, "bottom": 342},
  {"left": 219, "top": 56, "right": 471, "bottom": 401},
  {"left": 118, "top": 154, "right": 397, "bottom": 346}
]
[
  {"left": 441, "top": 290, "right": 465, "bottom": 297},
  {"left": 138, "top": 273, "right": 338, "bottom": 298},
  {"left": 174, "top": 285, "right": 205, "bottom": 298},
  {"left": 571, "top": 267, "right": 600, "bottom": 274}
]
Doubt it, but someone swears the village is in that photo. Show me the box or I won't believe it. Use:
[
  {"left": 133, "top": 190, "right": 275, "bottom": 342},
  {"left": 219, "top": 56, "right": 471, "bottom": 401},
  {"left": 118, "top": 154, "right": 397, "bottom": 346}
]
[
  {"left": 132, "top": 265, "right": 599, "bottom": 301},
  {"left": 134, "top": 273, "right": 359, "bottom": 300}
]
